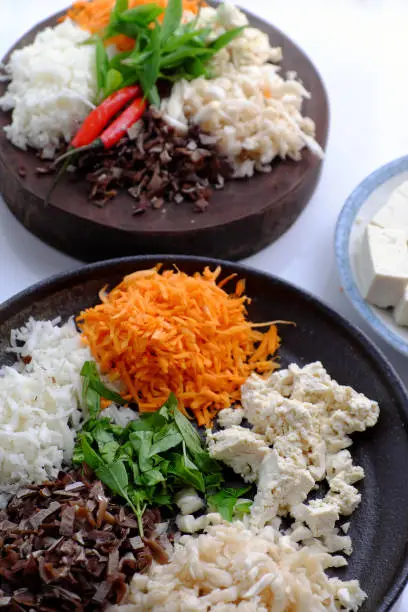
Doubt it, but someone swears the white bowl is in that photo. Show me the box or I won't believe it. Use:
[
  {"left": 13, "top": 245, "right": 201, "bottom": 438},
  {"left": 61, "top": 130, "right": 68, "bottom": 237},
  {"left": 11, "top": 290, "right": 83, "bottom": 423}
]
[{"left": 335, "top": 155, "right": 408, "bottom": 356}]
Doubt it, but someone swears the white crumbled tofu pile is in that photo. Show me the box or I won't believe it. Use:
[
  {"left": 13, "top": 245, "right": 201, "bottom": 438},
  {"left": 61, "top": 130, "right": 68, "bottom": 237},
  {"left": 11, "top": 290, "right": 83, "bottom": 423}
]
[
  {"left": 0, "top": 19, "right": 96, "bottom": 158},
  {"left": 0, "top": 318, "right": 92, "bottom": 505},
  {"left": 207, "top": 425, "right": 270, "bottom": 483},
  {"left": 210, "top": 361, "right": 379, "bottom": 561},
  {"left": 161, "top": 3, "right": 323, "bottom": 178},
  {"left": 113, "top": 520, "right": 366, "bottom": 612}
]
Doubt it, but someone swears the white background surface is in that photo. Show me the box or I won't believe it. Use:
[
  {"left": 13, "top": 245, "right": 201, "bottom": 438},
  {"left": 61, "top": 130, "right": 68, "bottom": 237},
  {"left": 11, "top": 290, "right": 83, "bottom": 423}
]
[{"left": 0, "top": 0, "right": 408, "bottom": 609}]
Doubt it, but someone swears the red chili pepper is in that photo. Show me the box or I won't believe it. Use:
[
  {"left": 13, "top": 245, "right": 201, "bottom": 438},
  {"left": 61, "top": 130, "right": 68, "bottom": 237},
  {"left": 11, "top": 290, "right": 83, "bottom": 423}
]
[
  {"left": 100, "top": 97, "right": 147, "bottom": 148},
  {"left": 54, "top": 97, "right": 147, "bottom": 166},
  {"left": 71, "top": 85, "right": 142, "bottom": 148},
  {"left": 47, "top": 95, "right": 147, "bottom": 205}
]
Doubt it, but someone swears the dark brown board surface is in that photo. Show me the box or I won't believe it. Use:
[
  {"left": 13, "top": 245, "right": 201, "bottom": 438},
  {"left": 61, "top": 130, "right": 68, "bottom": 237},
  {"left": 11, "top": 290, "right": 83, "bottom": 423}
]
[{"left": 0, "top": 6, "right": 329, "bottom": 262}]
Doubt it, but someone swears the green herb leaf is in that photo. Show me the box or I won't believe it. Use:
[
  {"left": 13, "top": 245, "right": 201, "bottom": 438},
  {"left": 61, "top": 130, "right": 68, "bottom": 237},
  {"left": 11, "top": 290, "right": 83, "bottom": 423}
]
[
  {"left": 81, "top": 360, "right": 125, "bottom": 410},
  {"left": 142, "top": 468, "right": 165, "bottom": 486},
  {"left": 130, "top": 431, "right": 154, "bottom": 472},
  {"left": 89, "top": 380, "right": 126, "bottom": 405},
  {"left": 149, "top": 423, "right": 183, "bottom": 456},
  {"left": 114, "top": 0, "right": 128, "bottom": 16},
  {"left": 72, "top": 444, "right": 84, "bottom": 465},
  {"left": 100, "top": 440, "right": 120, "bottom": 463},
  {"left": 95, "top": 460, "right": 129, "bottom": 497},
  {"left": 121, "top": 4, "right": 164, "bottom": 25},
  {"left": 160, "top": 46, "right": 215, "bottom": 69},
  {"left": 104, "top": 68, "right": 124, "bottom": 99},
  {"left": 95, "top": 37, "right": 109, "bottom": 93},
  {"left": 123, "top": 50, "right": 153, "bottom": 67},
  {"left": 160, "top": 0, "right": 183, "bottom": 44},
  {"left": 92, "top": 423, "right": 115, "bottom": 446},
  {"left": 208, "top": 26, "right": 246, "bottom": 52},
  {"left": 80, "top": 434, "right": 103, "bottom": 471},
  {"left": 85, "top": 387, "right": 101, "bottom": 419},
  {"left": 168, "top": 454, "right": 205, "bottom": 492},
  {"left": 234, "top": 500, "right": 252, "bottom": 516},
  {"left": 204, "top": 471, "right": 224, "bottom": 489},
  {"left": 131, "top": 461, "right": 142, "bottom": 485},
  {"left": 81, "top": 362, "right": 101, "bottom": 418},
  {"left": 131, "top": 412, "right": 167, "bottom": 432},
  {"left": 163, "top": 28, "right": 211, "bottom": 52},
  {"left": 207, "top": 486, "right": 252, "bottom": 522},
  {"left": 138, "top": 22, "right": 161, "bottom": 104},
  {"left": 185, "top": 57, "right": 208, "bottom": 78},
  {"left": 173, "top": 399, "right": 203, "bottom": 457},
  {"left": 168, "top": 443, "right": 205, "bottom": 492},
  {"left": 152, "top": 492, "right": 172, "bottom": 505}
]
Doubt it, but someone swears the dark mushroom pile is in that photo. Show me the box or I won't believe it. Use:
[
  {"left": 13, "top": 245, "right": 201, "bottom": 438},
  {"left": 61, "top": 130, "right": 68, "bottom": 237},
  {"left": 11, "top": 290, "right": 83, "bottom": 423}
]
[
  {"left": 0, "top": 469, "right": 169, "bottom": 611},
  {"left": 68, "top": 108, "right": 232, "bottom": 213}
]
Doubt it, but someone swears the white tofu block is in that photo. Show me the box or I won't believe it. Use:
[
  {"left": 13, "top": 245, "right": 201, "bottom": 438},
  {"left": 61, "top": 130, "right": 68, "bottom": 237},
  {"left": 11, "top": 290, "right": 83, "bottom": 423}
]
[
  {"left": 372, "top": 180, "right": 408, "bottom": 233},
  {"left": 358, "top": 225, "right": 408, "bottom": 308},
  {"left": 394, "top": 285, "right": 408, "bottom": 326}
]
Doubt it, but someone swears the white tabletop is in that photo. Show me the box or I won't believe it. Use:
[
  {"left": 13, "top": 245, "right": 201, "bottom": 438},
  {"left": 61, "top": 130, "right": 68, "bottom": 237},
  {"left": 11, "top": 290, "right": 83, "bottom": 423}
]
[{"left": 1, "top": 0, "right": 407, "bottom": 609}]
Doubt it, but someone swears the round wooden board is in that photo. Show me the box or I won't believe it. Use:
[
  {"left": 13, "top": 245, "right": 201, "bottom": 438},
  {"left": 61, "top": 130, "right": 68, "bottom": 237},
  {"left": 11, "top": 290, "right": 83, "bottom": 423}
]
[{"left": 0, "top": 7, "right": 329, "bottom": 263}]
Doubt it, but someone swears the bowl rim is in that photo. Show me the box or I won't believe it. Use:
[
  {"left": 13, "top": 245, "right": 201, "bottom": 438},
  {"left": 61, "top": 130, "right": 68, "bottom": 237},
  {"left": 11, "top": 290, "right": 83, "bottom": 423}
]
[{"left": 335, "top": 154, "right": 408, "bottom": 357}]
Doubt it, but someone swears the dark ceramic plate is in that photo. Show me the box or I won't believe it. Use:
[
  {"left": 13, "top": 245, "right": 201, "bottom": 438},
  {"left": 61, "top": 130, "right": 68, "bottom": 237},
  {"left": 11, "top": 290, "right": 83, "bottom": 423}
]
[
  {"left": 0, "top": 4, "right": 328, "bottom": 262},
  {"left": 0, "top": 255, "right": 407, "bottom": 611}
]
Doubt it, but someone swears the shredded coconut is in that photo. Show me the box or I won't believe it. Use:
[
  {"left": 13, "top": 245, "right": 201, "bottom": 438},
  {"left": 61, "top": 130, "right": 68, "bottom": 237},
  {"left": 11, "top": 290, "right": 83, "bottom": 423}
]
[
  {"left": 0, "top": 318, "right": 90, "bottom": 505},
  {"left": 114, "top": 521, "right": 366, "bottom": 611},
  {"left": 0, "top": 19, "right": 96, "bottom": 158}
]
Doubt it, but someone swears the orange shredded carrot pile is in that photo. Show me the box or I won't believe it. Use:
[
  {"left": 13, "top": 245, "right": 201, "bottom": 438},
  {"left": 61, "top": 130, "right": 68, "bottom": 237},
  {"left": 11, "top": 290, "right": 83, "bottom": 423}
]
[
  {"left": 64, "top": 0, "right": 203, "bottom": 51},
  {"left": 77, "top": 265, "right": 281, "bottom": 428}
]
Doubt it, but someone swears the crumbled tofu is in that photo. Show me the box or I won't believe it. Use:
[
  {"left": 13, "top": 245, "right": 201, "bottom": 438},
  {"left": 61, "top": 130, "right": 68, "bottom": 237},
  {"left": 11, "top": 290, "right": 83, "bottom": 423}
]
[
  {"left": 372, "top": 180, "right": 408, "bottom": 233},
  {"left": 250, "top": 451, "right": 315, "bottom": 529},
  {"left": 394, "top": 284, "right": 408, "bottom": 326},
  {"left": 289, "top": 523, "right": 312, "bottom": 542},
  {"left": 207, "top": 426, "right": 270, "bottom": 482},
  {"left": 176, "top": 514, "right": 208, "bottom": 533},
  {"left": 175, "top": 487, "right": 204, "bottom": 515},
  {"left": 176, "top": 512, "right": 223, "bottom": 534},
  {"left": 332, "top": 579, "right": 368, "bottom": 611},
  {"left": 217, "top": 406, "right": 245, "bottom": 428},
  {"left": 326, "top": 450, "right": 365, "bottom": 485},
  {"left": 327, "top": 477, "right": 361, "bottom": 516},
  {"left": 357, "top": 224, "right": 408, "bottom": 308},
  {"left": 342, "top": 522, "right": 351, "bottom": 534},
  {"left": 323, "top": 531, "right": 353, "bottom": 555},
  {"left": 239, "top": 362, "right": 379, "bottom": 564},
  {"left": 292, "top": 500, "right": 339, "bottom": 537}
]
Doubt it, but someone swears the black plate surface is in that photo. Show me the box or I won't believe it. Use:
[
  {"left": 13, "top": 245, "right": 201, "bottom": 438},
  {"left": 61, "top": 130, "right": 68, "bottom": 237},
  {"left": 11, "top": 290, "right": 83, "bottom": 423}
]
[{"left": 0, "top": 255, "right": 407, "bottom": 611}]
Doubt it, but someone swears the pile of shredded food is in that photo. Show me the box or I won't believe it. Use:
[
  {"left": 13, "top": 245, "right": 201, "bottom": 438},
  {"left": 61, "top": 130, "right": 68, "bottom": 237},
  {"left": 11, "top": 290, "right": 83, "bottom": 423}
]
[
  {"left": 77, "top": 266, "right": 280, "bottom": 426},
  {"left": 112, "top": 521, "right": 366, "bottom": 611}
]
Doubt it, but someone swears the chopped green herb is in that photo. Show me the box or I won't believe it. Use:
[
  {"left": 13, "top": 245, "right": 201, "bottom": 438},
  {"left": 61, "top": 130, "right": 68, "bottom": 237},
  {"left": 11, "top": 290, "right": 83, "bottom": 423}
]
[
  {"left": 74, "top": 375, "right": 251, "bottom": 537},
  {"left": 207, "top": 486, "right": 253, "bottom": 522},
  {"left": 80, "top": 360, "right": 125, "bottom": 418},
  {"left": 92, "top": 0, "right": 246, "bottom": 102}
]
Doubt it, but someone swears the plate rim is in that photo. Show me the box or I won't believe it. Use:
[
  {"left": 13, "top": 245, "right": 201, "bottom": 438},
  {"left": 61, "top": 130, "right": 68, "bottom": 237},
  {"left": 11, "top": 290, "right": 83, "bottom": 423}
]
[
  {"left": 335, "top": 154, "right": 408, "bottom": 357},
  {"left": 1, "top": 253, "right": 408, "bottom": 610}
]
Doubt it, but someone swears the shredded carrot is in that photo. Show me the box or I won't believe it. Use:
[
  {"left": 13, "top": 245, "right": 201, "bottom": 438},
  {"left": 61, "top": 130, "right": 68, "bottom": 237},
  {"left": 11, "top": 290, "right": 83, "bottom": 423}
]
[
  {"left": 77, "top": 266, "right": 281, "bottom": 428},
  {"left": 63, "top": 0, "right": 204, "bottom": 51}
]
